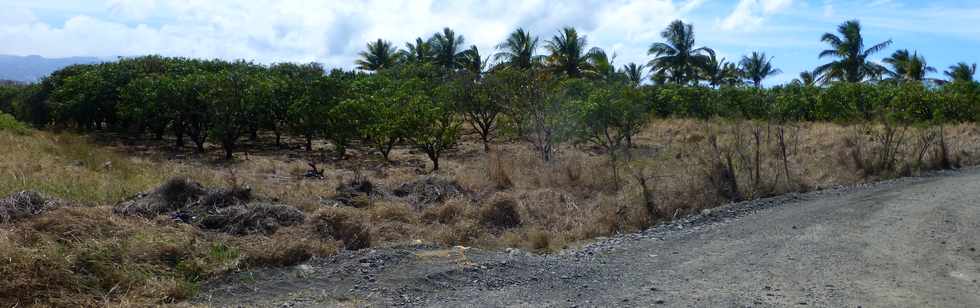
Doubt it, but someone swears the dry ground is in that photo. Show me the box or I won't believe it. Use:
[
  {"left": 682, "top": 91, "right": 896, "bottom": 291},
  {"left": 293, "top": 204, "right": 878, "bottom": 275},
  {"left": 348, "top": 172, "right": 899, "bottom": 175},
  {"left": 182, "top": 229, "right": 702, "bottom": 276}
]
[{"left": 1, "top": 119, "right": 978, "bottom": 306}]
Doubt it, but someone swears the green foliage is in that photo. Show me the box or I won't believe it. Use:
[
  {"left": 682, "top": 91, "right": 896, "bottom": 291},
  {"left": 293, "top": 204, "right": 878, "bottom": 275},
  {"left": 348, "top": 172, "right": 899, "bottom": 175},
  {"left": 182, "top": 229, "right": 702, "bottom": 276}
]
[
  {"left": 269, "top": 63, "right": 324, "bottom": 146},
  {"left": 578, "top": 82, "right": 649, "bottom": 150},
  {"left": 344, "top": 70, "right": 413, "bottom": 160},
  {"left": 407, "top": 79, "right": 463, "bottom": 171},
  {"left": 523, "top": 75, "right": 587, "bottom": 161},
  {"left": 0, "top": 112, "right": 29, "bottom": 134},
  {"left": 200, "top": 63, "right": 273, "bottom": 159},
  {"left": 650, "top": 84, "right": 716, "bottom": 119},
  {"left": 13, "top": 48, "right": 978, "bottom": 166}
]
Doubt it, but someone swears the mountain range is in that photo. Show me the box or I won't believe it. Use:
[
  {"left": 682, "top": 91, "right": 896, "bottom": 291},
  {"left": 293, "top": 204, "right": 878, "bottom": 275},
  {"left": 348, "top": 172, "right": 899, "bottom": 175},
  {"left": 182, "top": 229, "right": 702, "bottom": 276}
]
[{"left": 0, "top": 55, "right": 105, "bottom": 83}]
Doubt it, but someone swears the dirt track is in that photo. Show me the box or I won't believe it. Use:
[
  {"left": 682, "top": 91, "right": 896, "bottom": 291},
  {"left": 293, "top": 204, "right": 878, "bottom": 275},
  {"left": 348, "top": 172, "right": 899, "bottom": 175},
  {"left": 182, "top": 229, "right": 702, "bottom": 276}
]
[{"left": 196, "top": 168, "right": 980, "bottom": 307}]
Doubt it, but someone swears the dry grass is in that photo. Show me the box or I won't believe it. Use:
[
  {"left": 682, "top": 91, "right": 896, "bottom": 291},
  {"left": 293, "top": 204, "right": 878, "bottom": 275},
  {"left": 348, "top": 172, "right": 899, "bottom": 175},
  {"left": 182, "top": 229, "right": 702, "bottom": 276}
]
[{"left": 2, "top": 119, "right": 979, "bottom": 306}]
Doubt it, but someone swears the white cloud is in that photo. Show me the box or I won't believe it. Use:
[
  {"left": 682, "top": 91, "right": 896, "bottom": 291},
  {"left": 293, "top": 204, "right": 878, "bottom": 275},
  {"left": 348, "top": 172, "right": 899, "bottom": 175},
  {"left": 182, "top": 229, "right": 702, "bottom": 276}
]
[
  {"left": 106, "top": 0, "right": 157, "bottom": 21},
  {"left": 761, "top": 0, "right": 793, "bottom": 14},
  {"left": 0, "top": 0, "right": 703, "bottom": 69},
  {"left": 719, "top": 0, "right": 794, "bottom": 31}
]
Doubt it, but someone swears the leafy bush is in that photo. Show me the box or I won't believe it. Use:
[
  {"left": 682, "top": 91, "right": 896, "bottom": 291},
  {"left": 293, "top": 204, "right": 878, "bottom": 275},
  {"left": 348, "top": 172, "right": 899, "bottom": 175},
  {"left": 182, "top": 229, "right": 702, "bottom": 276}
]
[{"left": 0, "top": 112, "right": 29, "bottom": 134}]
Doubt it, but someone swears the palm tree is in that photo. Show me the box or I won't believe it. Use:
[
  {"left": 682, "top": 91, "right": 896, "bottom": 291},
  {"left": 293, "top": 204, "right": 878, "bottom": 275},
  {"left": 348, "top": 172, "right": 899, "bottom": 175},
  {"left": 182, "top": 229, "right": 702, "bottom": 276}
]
[
  {"left": 459, "top": 45, "right": 487, "bottom": 75},
  {"left": 650, "top": 70, "right": 668, "bottom": 85},
  {"left": 544, "top": 27, "right": 593, "bottom": 78},
  {"left": 430, "top": 27, "right": 467, "bottom": 70},
  {"left": 493, "top": 28, "right": 543, "bottom": 70},
  {"left": 701, "top": 51, "right": 736, "bottom": 87},
  {"left": 586, "top": 47, "right": 617, "bottom": 80},
  {"left": 815, "top": 20, "right": 892, "bottom": 83},
  {"left": 620, "top": 63, "right": 646, "bottom": 86},
  {"left": 647, "top": 20, "right": 715, "bottom": 85},
  {"left": 740, "top": 52, "right": 782, "bottom": 87},
  {"left": 884, "top": 50, "right": 936, "bottom": 82},
  {"left": 720, "top": 62, "right": 743, "bottom": 87},
  {"left": 945, "top": 62, "right": 977, "bottom": 83},
  {"left": 401, "top": 37, "right": 435, "bottom": 64},
  {"left": 356, "top": 39, "right": 399, "bottom": 71},
  {"left": 791, "top": 70, "right": 817, "bottom": 86}
]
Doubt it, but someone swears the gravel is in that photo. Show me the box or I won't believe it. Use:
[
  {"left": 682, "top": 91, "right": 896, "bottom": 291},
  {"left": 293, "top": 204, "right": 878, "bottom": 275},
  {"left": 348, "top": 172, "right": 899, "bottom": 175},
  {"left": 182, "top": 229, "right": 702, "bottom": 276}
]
[{"left": 196, "top": 168, "right": 980, "bottom": 307}]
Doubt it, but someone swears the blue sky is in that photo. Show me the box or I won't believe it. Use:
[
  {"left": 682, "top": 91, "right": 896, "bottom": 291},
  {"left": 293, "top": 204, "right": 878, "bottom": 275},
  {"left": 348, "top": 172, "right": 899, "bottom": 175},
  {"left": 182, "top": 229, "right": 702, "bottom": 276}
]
[{"left": 1, "top": 0, "right": 978, "bottom": 85}]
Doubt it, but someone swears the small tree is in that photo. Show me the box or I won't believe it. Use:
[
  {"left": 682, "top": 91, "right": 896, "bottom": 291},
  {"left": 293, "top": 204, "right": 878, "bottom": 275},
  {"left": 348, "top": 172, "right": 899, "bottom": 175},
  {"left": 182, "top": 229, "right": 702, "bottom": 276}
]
[
  {"left": 407, "top": 75, "right": 463, "bottom": 171},
  {"left": 522, "top": 74, "right": 583, "bottom": 162},
  {"left": 314, "top": 76, "right": 357, "bottom": 158},
  {"left": 270, "top": 62, "right": 324, "bottom": 148},
  {"left": 202, "top": 65, "right": 271, "bottom": 159},
  {"left": 578, "top": 82, "right": 651, "bottom": 185},
  {"left": 174, "top": 73, "right": 212, "bottom": 152},
  {"left": 119, "top": 76, "right": 173, "bottom": 140},
  {"left": 349, "top": 69, "right": 415, "bottom": 161},
  {"left": 453, "top": 70, "right": 502, "bottom": 152}
]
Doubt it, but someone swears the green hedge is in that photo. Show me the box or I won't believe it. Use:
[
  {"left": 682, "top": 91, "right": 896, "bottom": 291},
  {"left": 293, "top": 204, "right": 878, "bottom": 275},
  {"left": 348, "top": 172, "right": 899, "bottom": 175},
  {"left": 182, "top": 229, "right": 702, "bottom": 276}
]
[{"left": 645, "top": 82, "right": 980, "bottom": 123}]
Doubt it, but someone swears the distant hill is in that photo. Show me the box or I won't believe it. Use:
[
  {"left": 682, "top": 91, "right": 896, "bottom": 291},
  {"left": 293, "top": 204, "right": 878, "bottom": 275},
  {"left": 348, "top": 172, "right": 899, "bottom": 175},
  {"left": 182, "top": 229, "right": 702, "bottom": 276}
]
[{"left": 0, "top": 55, "right": 105, "bottom": 83}]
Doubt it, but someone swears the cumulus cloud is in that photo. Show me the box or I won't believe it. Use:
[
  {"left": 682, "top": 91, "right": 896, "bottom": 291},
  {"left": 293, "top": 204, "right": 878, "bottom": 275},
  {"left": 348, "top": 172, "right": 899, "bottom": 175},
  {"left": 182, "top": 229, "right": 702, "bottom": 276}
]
[
  {"left": 0, "top": 0, "right": 975, "bottom": 86},
  {"left": 0, "top": 0, "right": 712, "bottom": 69}
]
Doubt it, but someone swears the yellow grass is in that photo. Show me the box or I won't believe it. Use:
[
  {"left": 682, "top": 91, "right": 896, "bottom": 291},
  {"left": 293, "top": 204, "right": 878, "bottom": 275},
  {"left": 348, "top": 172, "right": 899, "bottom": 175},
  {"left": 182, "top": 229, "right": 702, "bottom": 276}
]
[{"left": 2, "top": 119, "right": 979, "bottom": 306}]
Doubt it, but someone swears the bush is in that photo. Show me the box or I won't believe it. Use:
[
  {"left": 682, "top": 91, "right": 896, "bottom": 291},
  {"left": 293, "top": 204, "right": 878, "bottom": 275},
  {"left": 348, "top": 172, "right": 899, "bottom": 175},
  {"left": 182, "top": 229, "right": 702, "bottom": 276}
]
[{"left": 0, "top": 112, "right": 29, "bottom": 135}]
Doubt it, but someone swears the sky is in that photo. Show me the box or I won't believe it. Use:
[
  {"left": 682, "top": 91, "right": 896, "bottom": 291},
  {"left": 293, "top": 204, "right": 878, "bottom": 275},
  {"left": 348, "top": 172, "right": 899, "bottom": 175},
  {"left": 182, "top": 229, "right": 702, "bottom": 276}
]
[{"left": 1, "top": 0, "right": 978, "bottom": 85}]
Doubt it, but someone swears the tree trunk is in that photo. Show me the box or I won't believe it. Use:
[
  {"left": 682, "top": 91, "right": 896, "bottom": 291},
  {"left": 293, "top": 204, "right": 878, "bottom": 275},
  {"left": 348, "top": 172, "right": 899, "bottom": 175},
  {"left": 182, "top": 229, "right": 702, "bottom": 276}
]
[
  {"left": 335, "top": 144, "right": 346, "bottom": 160},
  {"left": 223, "top": 141, "right": 234, "bottom": 160},
  {"left": 154, "top": 127, "right": 166, "bottom": 140},
  {"left": 274, "top": 129, "right": 282, "bottom": 148},
  {"left": 249, "top": 125, "right": 258, "bottom": 142},
  {"left": 174, "top": 123, "right": 185, "bottom": 148},
  {"left": 428, "top": 151, "right": 440, "bottom": 171}
]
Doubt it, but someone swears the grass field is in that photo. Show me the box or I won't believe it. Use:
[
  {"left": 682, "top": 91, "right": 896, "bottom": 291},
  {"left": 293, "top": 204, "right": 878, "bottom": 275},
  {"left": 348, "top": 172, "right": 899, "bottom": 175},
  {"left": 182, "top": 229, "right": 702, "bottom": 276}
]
[{"left": 2, "top": 119, "right": 978, "bottom": 306}]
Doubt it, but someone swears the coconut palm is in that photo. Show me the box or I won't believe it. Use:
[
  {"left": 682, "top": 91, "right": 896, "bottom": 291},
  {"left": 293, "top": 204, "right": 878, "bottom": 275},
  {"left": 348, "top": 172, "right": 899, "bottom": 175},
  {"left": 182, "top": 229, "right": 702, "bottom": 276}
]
[
  {"left": 740, "top": 52, "right": 782, "bottom": 87},
  {"left": 883, "top": 49, "right": 937, "bottom": 82},
  {"left": 814, "top": 20, "right": 892, "bottom": 83},
  {"left": 544, "top": 27, "right": 594, "bottom": 78},
  {"left": 430, "top": 27, "right": 467, "bottom": 70},
  {"left": 791, "top": 70, "right": 818, "bottom": 86},
  {"left": 356, "top": 39, "right": 399, "bottom": 71},
  {"left": 647, "top": 20, "right": 715, "bottom": 85},
  {"left": 945, "top": 62, "right": 976, "bottom": 83},
  {"left": 620, "top": 63, "right": 646, "bottom": 86},
  {"left": 401, "top": 37, "right": 435, "bottom": 64},
  {"left": 586, "top": 47, "right": 617, "bottom": 80},
  {"left": 459, "top": 45, "right": 487, "bottom": 75},
  {"left": 493, "top": 28, "right": 543, "bottom": 70},
  {"left": 650, "top": 71, "right": 668, "bottom": 85},
  {"left": 701, "top": 51, "right": 739, "bottom": 87}
]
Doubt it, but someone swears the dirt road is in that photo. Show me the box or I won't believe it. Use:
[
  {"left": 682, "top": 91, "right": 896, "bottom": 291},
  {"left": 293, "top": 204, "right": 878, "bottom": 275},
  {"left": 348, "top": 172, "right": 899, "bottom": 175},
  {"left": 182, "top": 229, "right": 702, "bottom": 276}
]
[{"left": 196, "top": 169, "right": 980, "bottom": 307}]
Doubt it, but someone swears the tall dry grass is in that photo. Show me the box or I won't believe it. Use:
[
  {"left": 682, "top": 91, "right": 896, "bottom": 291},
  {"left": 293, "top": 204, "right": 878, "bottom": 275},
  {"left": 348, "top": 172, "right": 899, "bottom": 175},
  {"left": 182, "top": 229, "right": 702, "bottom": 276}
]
[{"left": 2, "top": 119, "right": 979, "bottom": 305}]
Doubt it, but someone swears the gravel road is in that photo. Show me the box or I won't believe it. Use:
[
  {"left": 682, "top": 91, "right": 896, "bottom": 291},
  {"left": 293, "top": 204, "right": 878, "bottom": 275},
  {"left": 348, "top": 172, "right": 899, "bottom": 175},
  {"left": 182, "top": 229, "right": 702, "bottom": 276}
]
[{"left": 196, "top": 168, "right": 980, "bottom": 307}]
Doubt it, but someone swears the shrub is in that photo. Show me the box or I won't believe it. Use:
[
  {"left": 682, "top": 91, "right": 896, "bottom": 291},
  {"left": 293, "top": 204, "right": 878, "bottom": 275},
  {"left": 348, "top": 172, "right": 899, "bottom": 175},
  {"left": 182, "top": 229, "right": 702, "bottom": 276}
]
[{"left": 0, "top": 112, "right": 29, "bottom": 135}]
